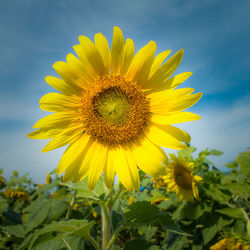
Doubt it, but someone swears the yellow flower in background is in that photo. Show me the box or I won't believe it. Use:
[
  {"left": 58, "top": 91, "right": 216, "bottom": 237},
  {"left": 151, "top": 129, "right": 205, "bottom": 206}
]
[
  {"left": 151, "top": 169, "right": 168, "bottom": 188},
  {"left": 210, "top": 237, "right": 250, "bottom": 250},
  {"left": 46, "top": 172, "right": 52, "bottom": 184},
  {"left": 3, "top": 189, "right": 29, "bottom": 201},
  {"left": 151, "top": 197, "right": 169, "bottom": 205},
  {"left": 164, "top": 154, "right": 202, "bottom": 201},
  {"left": 27, "top": 27, "right": 202, "bottom": 191}
]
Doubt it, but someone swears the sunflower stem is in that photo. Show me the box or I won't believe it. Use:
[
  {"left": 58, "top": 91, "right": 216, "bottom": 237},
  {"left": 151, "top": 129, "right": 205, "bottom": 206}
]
[
  {"left": 101, "top": 185, "right": 123, "bottom": 250},
  {"left": 101, "top": 205, "right": 111, "bottom": 250}
]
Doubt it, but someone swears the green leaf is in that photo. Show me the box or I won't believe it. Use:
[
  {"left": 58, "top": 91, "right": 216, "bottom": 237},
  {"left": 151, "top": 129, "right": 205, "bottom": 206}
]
[
  {"left": 71, "top": 177, "right": 105, "bottom": 200},
  {"left": 216, "top": 208, "right": 245, "bottom": 220},
  {"left": 124, "top": 239, "right": 153, "bottom": 250},
  {"left": 125, "top": 201, "right": 159, "bottom": 224},
  {"left": 138, "top": 226, "right": 158, "bottom": 241},
  {"left": 220, "top": 183, "right": 250, "bottom": 198},
  {"left": 3, "top": 224, "right": 25, "bottom": 238},
  {"left": 236, "top": 151, "right": 250, "bottom": 175},
  {"left": 0, "top": 196, "right": 8, "bottom": 214},
  {"left": 157, "top": 213, "right": 185, "bottom": 234},
  {"left": 23, "top": 195, "right": 68, "bottom": 233},
  {"left": 173, "top": 201, "right": 210, "bottom": 220},
  {"left": 205, "top": 184, "right": 231, "bottom": 204},
  {"left": 208, "top": 149, "right": 223, "bottom": 156},
  {"left": 225, "top": 162, "right": 238, "bottom": 169},
  {"left": 166, "top": 235, "right": 188, "bottom": 250},
  {"left": 29, "top": 219, "right": 95, "bottom": 249},
  {"left": 202, "top": 215, "right": 233, "bottom": 245}
]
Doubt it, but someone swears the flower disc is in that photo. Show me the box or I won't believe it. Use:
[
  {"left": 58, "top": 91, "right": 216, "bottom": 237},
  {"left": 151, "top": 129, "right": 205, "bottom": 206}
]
[{"left": 81, "top": 75, "right": 151, "bottom": 146}]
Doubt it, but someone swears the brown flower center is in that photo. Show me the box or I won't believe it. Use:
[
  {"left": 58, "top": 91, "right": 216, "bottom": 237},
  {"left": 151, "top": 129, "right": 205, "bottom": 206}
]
[
  {"left": 173, "top": 165, "right": 193, "bottom": 190},
  {"left": 80, "top": 75, "right": 151, "bottom": 146}
]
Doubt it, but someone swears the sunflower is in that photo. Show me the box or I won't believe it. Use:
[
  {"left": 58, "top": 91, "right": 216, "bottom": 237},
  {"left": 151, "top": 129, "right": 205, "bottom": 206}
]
[
  {"left": 164, "top": 154, "right": 202, "bottom": 201},
  {"left": 210, "top": 238, "right": 250, "bottom": 250},
  {"left": 27, "top": 27, "right": 202, "bottom": 191}
]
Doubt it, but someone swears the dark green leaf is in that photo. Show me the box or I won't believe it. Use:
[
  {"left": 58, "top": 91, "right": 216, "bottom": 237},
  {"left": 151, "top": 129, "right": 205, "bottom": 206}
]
[
  {"left": 23, "top": 195, "right": 68, "bottom": 233},
  {"left": 236, "top": 151, "right": 250, "bottom": 175},
  {"left": 173, "top": 201, "right": 209, "bottom": 220},
  {"left": 220, "top": 183, "right": 250, "bottom": 198},
  {"left": 202, "top": 215, "right": 233, "bottom": 245},
  {"left": 157, "top": 213, "right": 185, "bottom": 234},
  {"left": 216, "top": 208, "right": 245, "bottom": 220},
  {"left": 166, "top": 235, "right": 188, "bottom": 250},
  {"left": 205, "top": 184, "right": 231, "bottom": 204},
  {"left": 3, "top": 224, "right": 25, "bottom": 238},
  {"left": 0, "top": 196, "right": 8, "bottom": 214},
  {"left": 124, "top": 239, "right": 153, "bottom": 250},
  {"left": 29, "top": 219, "right": 95, "bottom": 249},
  {"left": 125, "top": 201, "right": 159, "bottom": 224}
]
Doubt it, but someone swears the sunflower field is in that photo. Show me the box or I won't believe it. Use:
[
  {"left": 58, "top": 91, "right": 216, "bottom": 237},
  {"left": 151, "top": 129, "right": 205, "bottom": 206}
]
[{"left": 0, "top": 146, "right": 249, "bottom": 250}]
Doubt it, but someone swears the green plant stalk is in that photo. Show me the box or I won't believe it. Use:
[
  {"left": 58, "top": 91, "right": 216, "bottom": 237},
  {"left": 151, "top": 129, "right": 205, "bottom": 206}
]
[
  {"left": 101, "top": 186, "right": 123, "bottom": 250},
  {"left": 101, "top": 205, "right": 111, "bottom": 250}
]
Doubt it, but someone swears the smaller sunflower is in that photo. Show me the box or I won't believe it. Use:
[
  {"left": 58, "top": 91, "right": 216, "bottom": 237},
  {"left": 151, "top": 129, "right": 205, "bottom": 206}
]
[
  {"left": 164, "top": 154, "right": 202, "bottom": 201},
  {"left": 151, "top": 171, "right": 168, "bottom": 189},
  {"left": 210, "top": 237, "right": 250, "bottom": 250}
]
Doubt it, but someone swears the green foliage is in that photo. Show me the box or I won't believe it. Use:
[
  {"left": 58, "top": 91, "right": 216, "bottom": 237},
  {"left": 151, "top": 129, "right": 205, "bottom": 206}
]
[{"left": 0, "top": 147, "right": 249, "bottom": 249}]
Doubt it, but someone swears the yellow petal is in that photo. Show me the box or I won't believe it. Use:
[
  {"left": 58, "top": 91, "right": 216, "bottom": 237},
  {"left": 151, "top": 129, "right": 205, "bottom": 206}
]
[
  {"left": 111, "top": 26, "right": 124, "bottom": 74},
  {"left": 103, "top": 148, "right": 116, "bottom": 189},
  {"left": 42, "top": 125, "right": 84, "bottom": 152},
  {"left": 147, "top": 125, "right": 187, "bottom": 150},
  {"left": 112, "top": 147, "right": 139, "bottom": 191},
  {"left": 57, "top": 134, "right": 90, "bottom": 177},
  {"left": 192, "top": 183, "right": 199, "bottom": 199},
  {"left": 45, "top": 76, "right": 80, "bottom": 96},
  {"left": 66, "top": 53, "right": 96, "bottom": 85},
  {"left": 33, "top": 112, "right": 79, "bottom": 129},
  {"left": 149, "top": 72, "right": 193, "bottom": 93},
  {"left": 150, "top": 91, "right": 203, "bottom": 114},
  {"left": 27, "top": 127, "right": 65, "bottom": 139},
  {"left": 151, "top": 112, "right": 201, "bottom": 125},
  {"left": 79, "top": 36, "right": 106, "bottom": 76},
  {"left": 87, "top": 143, "right": 108, "bottom": 190},
  {"left": 118, "top": 38, "right": 135, "bottom": 75},
  {"left": 148, "top": 50, "right": 171, "bottom": 79},
  {"left": 95, "top": 33, "right": 111, "bottom": 74},
  {"left": 154, "top": 124, "right": 191, "bottom": 143},
  {"left": 132, "top": 138, "right": 167, "bottom": 177},
  {"left": 40, "top": 93, "right": 81, "bottom": 112},
  {"left": 149, "top": 88, "right": 195, "bottom": 106},
  {"left": 72, "top": 139, "right": 96, "bottom": 183},
  {"left": 52, "top": 61, "right": 88, "bottom": 90},
  {"left": 72, "top": 44, "right": 98, "bottom": 80},
  {"left": 126, "top": 41, "right": 156, "bottom": 85},
  {"left": 194, "top": 175, "right": 203, "bottom": 183},
  {"left": 146, "top": 49, "right": 184, "bottom": 89}
]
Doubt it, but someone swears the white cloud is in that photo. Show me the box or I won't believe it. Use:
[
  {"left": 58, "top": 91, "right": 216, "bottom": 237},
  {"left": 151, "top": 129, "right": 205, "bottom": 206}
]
[{"left": 173, "top": 94, "right": 250, "bottom": 168}]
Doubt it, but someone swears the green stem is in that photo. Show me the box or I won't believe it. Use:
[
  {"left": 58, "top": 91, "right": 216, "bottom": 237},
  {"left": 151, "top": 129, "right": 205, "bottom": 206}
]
[
  {"left": 86, "top": 235, "right": 101, "bottom": 250},
  {"left": 107, "top": 225, "right": 128, "bottom": 250},
  {"left": 101, "top": 205, "right": 111, "bottom": 250},
  {"left": 61, "top": 238, "right": 72, "bottom": 250}
]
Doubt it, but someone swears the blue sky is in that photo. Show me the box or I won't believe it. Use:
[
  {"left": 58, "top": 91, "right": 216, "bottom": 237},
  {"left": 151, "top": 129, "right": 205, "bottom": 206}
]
[{"left": 0, "top": 0, "right": 250, "bottom": 182}]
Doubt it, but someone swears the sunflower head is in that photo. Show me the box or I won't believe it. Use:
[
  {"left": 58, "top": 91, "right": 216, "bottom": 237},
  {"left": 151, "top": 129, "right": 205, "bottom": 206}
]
[
  {"left": 164, "top": 154, "right": 202, "bottom": 201},
  {"left": 210, "top": 237, "right": 250, "bottom": 250},
  {"left": 3, "top": 188, "right": 29, "bottom": 201},
  {"left": 27, "top": 27, "right": 202, "bottom": 191}
]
